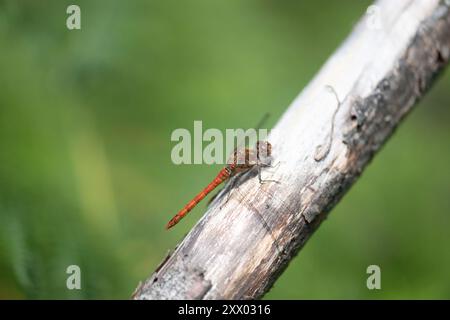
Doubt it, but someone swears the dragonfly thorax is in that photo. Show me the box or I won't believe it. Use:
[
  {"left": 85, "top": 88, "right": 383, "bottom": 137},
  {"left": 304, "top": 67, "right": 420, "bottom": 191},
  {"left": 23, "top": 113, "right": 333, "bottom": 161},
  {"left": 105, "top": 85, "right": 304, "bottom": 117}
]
[{"left": 226, "top": 140, "right": 272, "bottom": 174}]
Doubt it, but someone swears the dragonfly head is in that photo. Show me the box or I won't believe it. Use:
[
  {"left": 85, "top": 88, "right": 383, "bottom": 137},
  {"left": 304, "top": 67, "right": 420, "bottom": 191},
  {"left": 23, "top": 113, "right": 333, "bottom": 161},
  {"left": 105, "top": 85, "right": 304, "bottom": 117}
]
[{"left": 256, "top": 141, "right": 272, "bottom": 161}]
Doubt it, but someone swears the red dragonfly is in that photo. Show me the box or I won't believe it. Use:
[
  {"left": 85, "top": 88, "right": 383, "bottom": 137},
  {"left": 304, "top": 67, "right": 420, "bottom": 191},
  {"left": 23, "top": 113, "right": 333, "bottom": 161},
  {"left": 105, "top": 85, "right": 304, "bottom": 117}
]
[{"left": 166, "top": 141, "right": 274, "bottom": 229}]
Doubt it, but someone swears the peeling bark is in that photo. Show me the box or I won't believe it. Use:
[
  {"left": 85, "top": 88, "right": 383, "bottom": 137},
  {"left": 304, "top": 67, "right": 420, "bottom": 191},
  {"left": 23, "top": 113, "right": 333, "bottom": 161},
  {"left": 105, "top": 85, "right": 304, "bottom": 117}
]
[{"left": 133, "top": 0, "right": 450, "bottom": 300}]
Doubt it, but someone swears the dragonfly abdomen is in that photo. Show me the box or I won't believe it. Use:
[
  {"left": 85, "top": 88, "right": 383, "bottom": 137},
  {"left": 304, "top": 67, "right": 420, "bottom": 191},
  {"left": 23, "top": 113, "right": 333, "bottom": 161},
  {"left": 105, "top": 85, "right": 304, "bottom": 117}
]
[{"left": 165, "top": 167, "right": 231, "bottom": 229}]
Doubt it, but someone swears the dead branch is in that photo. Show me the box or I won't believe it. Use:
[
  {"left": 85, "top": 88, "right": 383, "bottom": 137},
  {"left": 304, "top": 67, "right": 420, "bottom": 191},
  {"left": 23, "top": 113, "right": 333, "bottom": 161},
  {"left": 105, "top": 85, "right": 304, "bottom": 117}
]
[{"left": 133, "top": 0, "right": 450, "bottom": 300}]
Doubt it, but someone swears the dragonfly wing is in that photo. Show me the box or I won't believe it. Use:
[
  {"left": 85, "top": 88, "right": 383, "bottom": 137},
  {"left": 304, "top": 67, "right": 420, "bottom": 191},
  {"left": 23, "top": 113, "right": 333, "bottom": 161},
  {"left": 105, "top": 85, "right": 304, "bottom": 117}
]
[{"left": 206, "top": 174, "right": 241, "bottom": 209}]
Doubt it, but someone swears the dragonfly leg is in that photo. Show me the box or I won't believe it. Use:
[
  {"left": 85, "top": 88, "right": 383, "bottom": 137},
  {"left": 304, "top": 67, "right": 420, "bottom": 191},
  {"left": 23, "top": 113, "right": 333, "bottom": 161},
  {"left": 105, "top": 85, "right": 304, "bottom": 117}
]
[
  {"left": 267, "top": 161, "right": 281, "bottom": 169},
  {"left": 257, "top": 164, "right": 280, "bottom": 184}
]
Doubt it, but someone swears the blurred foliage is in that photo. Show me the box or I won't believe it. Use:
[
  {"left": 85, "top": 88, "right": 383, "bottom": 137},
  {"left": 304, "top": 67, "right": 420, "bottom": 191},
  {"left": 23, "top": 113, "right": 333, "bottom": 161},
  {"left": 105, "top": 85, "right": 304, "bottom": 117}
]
[{"left": 0, "top": 0, "right": 449, "bottom": 299}]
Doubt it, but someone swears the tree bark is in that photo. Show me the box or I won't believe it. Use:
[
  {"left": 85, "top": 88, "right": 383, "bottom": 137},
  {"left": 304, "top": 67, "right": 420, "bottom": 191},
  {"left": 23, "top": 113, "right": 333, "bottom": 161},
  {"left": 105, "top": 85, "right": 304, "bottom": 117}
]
[{"left": 133, "top": 0, "right": 450, "bottom": 300}]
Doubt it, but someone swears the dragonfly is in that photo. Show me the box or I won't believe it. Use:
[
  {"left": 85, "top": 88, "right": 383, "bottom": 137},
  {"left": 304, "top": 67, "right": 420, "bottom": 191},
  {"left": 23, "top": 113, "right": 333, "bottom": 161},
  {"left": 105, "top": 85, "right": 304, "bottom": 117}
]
[{"left": 166, "top": 140, "right": 275, "bottom": 229}]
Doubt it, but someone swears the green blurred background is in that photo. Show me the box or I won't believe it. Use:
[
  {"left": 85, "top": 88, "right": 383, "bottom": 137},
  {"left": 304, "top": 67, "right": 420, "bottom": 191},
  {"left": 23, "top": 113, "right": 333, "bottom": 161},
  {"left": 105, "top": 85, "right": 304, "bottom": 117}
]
[{"left": 0, "top": 0, "right": 449, "bottom": 299}]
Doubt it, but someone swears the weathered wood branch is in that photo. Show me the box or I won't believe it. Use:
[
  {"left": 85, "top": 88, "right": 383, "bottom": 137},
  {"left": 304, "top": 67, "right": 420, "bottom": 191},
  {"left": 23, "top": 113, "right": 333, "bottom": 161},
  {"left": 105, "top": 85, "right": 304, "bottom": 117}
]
[{"left": 133, "top": 0, "right": 450, "bottom": 300}]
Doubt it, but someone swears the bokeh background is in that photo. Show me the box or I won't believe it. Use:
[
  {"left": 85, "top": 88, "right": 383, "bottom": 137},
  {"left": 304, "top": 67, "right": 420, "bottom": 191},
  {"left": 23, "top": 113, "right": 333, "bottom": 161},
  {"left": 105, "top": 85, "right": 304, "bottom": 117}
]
[{"left": 0, "top": 0, "right": 449, "bottom": 299}]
